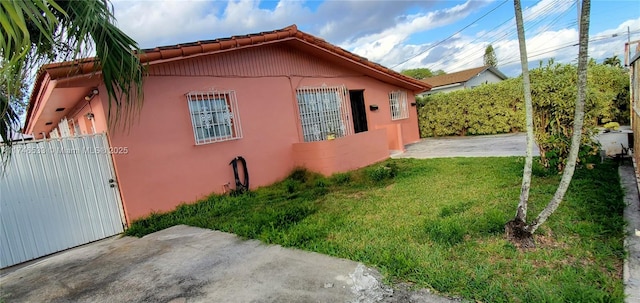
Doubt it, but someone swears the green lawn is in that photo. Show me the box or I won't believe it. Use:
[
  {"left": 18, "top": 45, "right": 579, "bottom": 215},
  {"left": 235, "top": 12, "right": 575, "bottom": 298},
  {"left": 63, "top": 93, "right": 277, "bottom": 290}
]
[{"left": 126, "top": 157, "right": 626, "bottom": 302}]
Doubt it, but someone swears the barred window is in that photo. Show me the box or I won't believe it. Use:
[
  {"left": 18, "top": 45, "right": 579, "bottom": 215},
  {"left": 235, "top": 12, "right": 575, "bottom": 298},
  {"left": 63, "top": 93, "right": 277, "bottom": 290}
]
[
  {"left": 296, "top": 85, "right": 354, "bottom": 142},
  {"left": 389, "top": 90, "right": 409, "bottom": 120},
  {"left": 187, "top": 91, "right": 242, "bottom": 145}
]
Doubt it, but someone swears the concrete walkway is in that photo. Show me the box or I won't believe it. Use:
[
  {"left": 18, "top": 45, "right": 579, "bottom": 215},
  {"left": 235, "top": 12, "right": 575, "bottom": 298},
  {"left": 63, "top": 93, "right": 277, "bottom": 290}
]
[
  {"left": 393, "top": 133, "right": 539, "bottom": 159},
  {"left": 620, "top": 164, "right": 640, "bottom": 303},
  {"left": 0, "top": 225, "right": 459, "bottom": 303}
]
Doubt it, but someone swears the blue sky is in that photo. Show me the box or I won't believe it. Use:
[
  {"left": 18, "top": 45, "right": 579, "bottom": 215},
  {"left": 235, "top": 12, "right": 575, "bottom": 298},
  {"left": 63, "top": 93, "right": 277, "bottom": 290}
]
[{"left": 111, "top": 0, "right": 640, "bottom": 76}]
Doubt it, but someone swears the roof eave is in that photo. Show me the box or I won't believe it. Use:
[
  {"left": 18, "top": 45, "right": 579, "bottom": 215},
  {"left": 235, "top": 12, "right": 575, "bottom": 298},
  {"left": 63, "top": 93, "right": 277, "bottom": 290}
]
[
  {"left": 24, "top": 24, "right": 431, "bottom": 122},
  {"left": 431, "top": 82, "right": 464, "bottom": 90},
  {"left": 24, "top": 75, "right": 59, "bottom": 134},
  {"left": 487, "top": 66, "right": 508, "bottom": 80}
]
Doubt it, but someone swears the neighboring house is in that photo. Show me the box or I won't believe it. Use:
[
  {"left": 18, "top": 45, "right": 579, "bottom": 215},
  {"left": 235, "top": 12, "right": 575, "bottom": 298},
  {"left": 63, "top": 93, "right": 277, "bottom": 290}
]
[
  {"left": 23, "top": 25, "right": 430, "bottom": 223},
  {"left": 420, "top": 66, "right": 507, "bottom": 96}
]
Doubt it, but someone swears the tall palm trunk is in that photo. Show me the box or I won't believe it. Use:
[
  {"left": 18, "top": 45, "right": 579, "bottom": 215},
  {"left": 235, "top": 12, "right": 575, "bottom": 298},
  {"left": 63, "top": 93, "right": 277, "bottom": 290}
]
[
  {"left": 512, "top": 0, "right": 535, "bottom": 224},
  {"left": 506, "top": 0, "right": 535, "bottom": 247},
  {"left": 526, "top": 0, "right": 590, "bottom": 234},
  {"left": 506, "top": 0, "right": 591, "bottom": 247}
]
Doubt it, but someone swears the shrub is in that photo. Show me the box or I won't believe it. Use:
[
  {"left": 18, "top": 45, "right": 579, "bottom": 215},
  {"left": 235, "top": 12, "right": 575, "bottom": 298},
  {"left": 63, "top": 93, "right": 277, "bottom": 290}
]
[
  {"left": 603, "top": 121, "right": 620, "bottom": 131},
  {"left": 288, "top": 168, "right": 309, "bottom": 182},
  {"left": 366, "top": 162, "right": 398, "bottom": 182},
  {"left": 284, "top": 179, "right": 301, "bottom": 194},
  {"left": 418, "top": 60, "right": 626, "bottom": 171},
  {"left": 418, "top": 79, "right": 525, "bottom": 137},
  {"left": 330, "top": 172, "right": 351, "bottom": 185}
]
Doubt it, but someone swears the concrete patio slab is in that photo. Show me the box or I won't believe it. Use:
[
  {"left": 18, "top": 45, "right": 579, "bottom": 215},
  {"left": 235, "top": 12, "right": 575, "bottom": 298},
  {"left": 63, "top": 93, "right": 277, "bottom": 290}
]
[
  {"left": 393, "top": 133, "right": 539, "bottom": 159},
  {"left": 0, "top": 225, "right": 460, "bottom": 303}
]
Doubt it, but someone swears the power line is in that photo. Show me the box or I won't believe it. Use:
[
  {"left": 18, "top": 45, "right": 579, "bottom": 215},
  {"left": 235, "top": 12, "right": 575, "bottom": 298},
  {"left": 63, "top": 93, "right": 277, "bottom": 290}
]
[
  {"left": 497, "top": 29, "right": 640, "bottom": 67},
  {"left": 390, "top": 0, "right": 509, "bottom": 69},
  {"left": 454, "top": 0, "right": 575, "bottom": 70},
  {"left": 491, "top": 0, "right": 579, "bottom": 69},
  {"left": 422, "top": 0, "right": 569, "bottom": 72}
]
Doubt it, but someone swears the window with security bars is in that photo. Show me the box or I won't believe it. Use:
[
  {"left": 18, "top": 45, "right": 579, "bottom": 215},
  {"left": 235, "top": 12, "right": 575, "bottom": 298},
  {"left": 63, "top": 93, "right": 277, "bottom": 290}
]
[
  {"left": 389, "top": 90, "right": 409, "bottom": 120},
  {"left": 187, "top": 91, "right": 242, "bottom": 145},
  {"left": 296, "top": 85, "right": 354, "bottom": 142}
]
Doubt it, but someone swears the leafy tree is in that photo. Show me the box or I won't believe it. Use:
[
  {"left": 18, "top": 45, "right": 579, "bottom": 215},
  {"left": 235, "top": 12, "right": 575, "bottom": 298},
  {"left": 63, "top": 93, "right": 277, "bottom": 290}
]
[
  {"left": 0, "top": 0, "right": 144, "bottom": 156},
  {"left": 530, "top": 61, "right": 603, "bottom": 171},
  {"left": 591, "top": 61, "right": 630, "bottom": 124},
  {"left": 401, "top": 68, "right": 445, "bottom": 80},
  {"left": 506, "top": 0, "right": 591, "bottom": 248},
  {"left": 484, "top": 44, "right": 498, "bottom": 67},
  {"left": 603, "top": 55, "right": 621, "bottom": 67}
]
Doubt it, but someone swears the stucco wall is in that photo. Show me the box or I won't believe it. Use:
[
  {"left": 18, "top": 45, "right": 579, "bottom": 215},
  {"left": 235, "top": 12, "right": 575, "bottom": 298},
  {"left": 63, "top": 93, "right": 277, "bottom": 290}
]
[
  {"left": 106, "top": 76, "right": 298, "bottom": 221},
  {"left": 292, "top": 129, "right": 388, "bottom": 176},
  {"left": 466, "top": 71, "right": 504, "bottom": 88},
  {"left": 102, "top": 46, "right": 421, "bottom": 221},
  {"left": 422, "top": 70, "right": 504, "bottom": 96},
  {"left": 69, "top": 93, "right": 109, "bottom": 135},
  {"left": 423, "top": 83, "right": 463, "bottom": 95}
]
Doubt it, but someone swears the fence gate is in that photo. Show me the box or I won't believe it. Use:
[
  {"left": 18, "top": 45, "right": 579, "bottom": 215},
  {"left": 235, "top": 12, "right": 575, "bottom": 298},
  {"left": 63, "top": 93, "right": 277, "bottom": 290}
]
[{"left": 1, "top": 133, "right": 125, "bottom": 268}]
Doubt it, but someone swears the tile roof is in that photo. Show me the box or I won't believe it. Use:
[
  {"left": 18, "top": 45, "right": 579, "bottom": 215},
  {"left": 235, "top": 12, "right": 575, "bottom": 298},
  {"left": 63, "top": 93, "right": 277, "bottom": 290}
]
[
  {"left": 36, "top": 24, "right": 430, "bottom": 90},
  {"left": 27, "top": 25, "right": 431, "bottom": 132},
  {"left": 421, "top": 66, "right": 506, "bottom": 88}
]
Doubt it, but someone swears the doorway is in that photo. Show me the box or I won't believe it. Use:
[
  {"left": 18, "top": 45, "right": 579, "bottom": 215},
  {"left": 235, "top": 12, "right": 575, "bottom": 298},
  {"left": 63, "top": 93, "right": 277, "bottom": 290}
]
[{"left": 349, "top": 90, "right": 368, "bottom": 133}]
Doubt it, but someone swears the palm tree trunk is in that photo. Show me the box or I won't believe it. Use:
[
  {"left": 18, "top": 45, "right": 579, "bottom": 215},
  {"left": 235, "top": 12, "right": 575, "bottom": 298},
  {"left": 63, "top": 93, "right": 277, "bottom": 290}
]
[
  {"left": 526, "top": 0, "right": 590, "bottom": 234},
  {"left": 513, "top": 0, "right": 534, "bottom": 223}
]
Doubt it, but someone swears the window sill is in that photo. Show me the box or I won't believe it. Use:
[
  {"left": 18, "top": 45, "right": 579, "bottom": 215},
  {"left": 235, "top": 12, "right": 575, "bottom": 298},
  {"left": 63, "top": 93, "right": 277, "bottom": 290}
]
[{"left": 194, "top": 136, "right": 241, "bottom": 146}]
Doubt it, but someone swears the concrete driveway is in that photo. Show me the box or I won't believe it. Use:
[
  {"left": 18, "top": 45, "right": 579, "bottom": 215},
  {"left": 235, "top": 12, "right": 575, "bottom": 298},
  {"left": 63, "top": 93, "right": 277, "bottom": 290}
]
[
  {"left": 393, "top": 133, "right": 540, "bottom": 159},
  {"left": 0, "top": 225, "right": 459, "bottom": 303}
]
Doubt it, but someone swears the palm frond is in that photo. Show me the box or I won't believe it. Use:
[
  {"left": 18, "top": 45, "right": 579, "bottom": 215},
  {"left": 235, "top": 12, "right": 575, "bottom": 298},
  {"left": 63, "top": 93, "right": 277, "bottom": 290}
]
[
  {"left": 0, "top": 91, "right": 19, "bottom": 166},
  {"left": 57, "top": 0, "right": 145, "bottom": 129},
  {"left": 1, "top": 0, "right": 144, "bottom": 166},
  {"left": 0, "top": 0, "right": 62, "bottom": 74}
]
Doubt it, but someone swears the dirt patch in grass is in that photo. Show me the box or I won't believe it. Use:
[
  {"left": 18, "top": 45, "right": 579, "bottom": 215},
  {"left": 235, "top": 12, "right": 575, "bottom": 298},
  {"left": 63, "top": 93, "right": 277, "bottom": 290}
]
[{"left": 533, "top": 229, "right": 568, "bottom": 249}]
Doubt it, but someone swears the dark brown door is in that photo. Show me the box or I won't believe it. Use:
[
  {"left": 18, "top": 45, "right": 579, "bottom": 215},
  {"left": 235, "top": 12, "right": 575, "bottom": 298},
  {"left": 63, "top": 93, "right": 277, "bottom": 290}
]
[{"left": 349, "top": 90, "right": 368, "bottom": 133}]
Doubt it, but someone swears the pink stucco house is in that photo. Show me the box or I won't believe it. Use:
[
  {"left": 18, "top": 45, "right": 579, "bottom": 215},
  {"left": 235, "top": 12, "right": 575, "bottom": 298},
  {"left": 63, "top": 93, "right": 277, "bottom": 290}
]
[{"left": 24, "top": 25, "right": 430, "bottom": 223}]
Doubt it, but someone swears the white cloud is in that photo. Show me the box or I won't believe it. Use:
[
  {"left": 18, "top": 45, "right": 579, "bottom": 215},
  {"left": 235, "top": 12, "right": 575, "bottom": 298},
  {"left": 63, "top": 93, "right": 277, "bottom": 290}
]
[
  {"left": 590, "top": 17, "right": 640, "bottom": 61},
  {"left": 109, "top": 0, "right": 640, "bottom": 78},
  {"left": 343, "top": 1, "right": 491, "bottom": 66},
  {"left": 346, "top": 0, "right": 577, "bottom": 73},
  {"left": 378, "top": 1, "right": 639, "bottom": 77},
  {"left": 112, "top": 0, "right": 310, "bottom": 48},
  {"left": 311, "top": 0, "right": 443, "bottom": 43}
]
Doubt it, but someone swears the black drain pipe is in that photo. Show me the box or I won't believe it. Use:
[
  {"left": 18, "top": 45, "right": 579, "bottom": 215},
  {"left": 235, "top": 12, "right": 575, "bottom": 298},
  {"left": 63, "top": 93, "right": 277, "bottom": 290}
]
[{"left": 229, "top": 156, "right": 249, "bottom": 192}]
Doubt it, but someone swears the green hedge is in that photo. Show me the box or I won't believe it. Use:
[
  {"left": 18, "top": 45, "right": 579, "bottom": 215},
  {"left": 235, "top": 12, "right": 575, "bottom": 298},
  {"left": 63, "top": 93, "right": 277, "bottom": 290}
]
[
  {"left": 417, "top": 61, "right": 629, "bottom": 139},
  {"left": 417, "top": 61, "right": 630, "bottom": 170},
  {"left": 418, "top": 79, "right": 524, "bottom": 137}
]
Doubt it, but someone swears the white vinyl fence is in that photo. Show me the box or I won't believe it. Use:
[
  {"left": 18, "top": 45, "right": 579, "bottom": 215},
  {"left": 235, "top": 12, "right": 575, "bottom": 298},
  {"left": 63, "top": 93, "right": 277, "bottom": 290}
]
[{"left": 0, "top": 133, "right": 125, "bottom": 268}]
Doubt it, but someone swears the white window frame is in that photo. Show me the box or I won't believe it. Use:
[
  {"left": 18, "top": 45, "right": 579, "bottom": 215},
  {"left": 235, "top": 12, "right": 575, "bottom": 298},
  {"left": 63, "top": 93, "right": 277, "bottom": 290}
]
[
  {"left": 296, "top": 85, "right": 354, "bottom": 142},
  {"left": 187, "top": 90, "right": 242, "bottom": 145},
  {"left": 389, "top": 90, "right": 409, "bottom": 120}
]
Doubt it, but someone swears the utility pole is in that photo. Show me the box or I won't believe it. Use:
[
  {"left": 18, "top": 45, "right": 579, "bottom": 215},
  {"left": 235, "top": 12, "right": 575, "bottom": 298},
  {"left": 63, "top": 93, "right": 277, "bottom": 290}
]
[{"left": 624, "top": 27, "right": 640, "bottom": 67}]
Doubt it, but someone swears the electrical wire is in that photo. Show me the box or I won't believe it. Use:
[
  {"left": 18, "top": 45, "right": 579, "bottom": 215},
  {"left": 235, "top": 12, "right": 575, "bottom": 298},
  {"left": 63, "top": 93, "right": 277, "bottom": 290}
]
[
  {"left": 390, "top": 0, "right": 509, "bottom": 69},
  {"left": 497, "top": 29, "right": 640, "bottom": 66},
  {"left": 429, "top": 0, "right": 576, "bottom": 73},
  {"left": 417, "top": 0, "right": 564, "bottom": 72}
]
